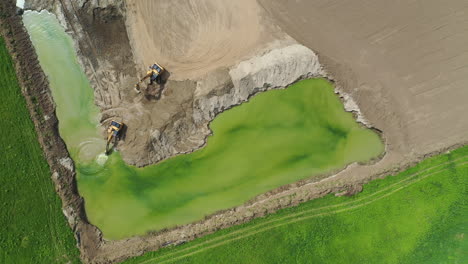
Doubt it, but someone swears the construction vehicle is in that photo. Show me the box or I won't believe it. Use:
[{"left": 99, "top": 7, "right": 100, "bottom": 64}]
[
  {"left": 134, "top": 62, "right": 165, "bottom": 93},
  {"left": 105, "top": 120, "right": 124, "bottom": 155}
]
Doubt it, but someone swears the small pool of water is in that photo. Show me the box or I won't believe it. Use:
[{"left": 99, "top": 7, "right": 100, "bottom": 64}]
[{"left": 24, "top": 11, "right": 384, "bottom": 240}]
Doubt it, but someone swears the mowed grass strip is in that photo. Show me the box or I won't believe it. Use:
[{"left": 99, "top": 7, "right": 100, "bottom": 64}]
[
  {"left": 126, "top": 146, "right": 468, "bottom": 264},
  {"left": 0, "top": 37, "right": 79, "bottom": 263}
]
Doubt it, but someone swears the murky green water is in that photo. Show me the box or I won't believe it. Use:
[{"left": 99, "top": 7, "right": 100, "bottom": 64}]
[
  {"left": 23, "top": 11, "right": 105, "bottom": 163},
  {"left": 24, "top": 11, "right": 384, "bottom": 240}
]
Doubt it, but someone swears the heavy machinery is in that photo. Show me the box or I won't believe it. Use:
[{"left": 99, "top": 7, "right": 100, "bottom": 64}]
[
  {"left": 134, "top": 62, "right": 165, "bottom": 93},
  {"left": 105, "top": 120, "right": 124, "bottom": 155}
]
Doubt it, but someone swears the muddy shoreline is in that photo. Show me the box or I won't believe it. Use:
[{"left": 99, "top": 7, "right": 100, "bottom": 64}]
[{"left": 2, "top": 1, "right": 467, "bottom": 263}]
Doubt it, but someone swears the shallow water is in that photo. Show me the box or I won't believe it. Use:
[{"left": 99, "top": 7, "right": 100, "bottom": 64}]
[
  {"left": 24, "top": 11, "right": 384, "bottom": 240},
  {"left": 23, "top": 11, "right": 105, "bottom": 163}
]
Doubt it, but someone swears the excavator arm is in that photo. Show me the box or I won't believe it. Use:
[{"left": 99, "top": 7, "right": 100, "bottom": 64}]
[
  {"left": 105, "top": 129, "right": 116, "bottom": 154},
  {"left": 134, "top": 71, "right": 154, "bottom": 93},
  {"left": 105, "top": 121, "right": 124, "bottom": 155}
]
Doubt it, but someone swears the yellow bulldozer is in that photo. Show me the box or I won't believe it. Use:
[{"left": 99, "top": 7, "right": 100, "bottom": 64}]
[{"left": 105, "top": 120, "right": 124, "bottom": 155}]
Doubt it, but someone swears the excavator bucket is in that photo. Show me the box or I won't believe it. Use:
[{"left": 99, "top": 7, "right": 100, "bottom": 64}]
[
  {"left": 135, "top": 83, "right": 143, "bottom": 94},
  {"left": 105, "top": 120, "right": 124, "bottom": 155},
  {"left": 105, "top": 134, "right": 114, "bottom": 155},
  {"left": 105, "top": 143, "right": 111, "bottom": 155}
]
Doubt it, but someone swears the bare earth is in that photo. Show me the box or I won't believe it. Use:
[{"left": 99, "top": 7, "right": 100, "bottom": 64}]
[
  {"left": 126, "top": 0, "right": 284, "bottom": 81},
  {"left": 20, "top": 0, "right": 468, "bottom": 263}
]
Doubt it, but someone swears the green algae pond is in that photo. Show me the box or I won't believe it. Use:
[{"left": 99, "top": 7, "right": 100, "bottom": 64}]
[{"left": 24, "top": 11, "right": 384, "bottom": 240}]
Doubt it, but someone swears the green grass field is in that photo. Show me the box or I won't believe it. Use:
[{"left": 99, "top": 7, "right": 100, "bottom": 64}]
[
  {"left": 126, "top": 145, "right": 468, "bottom": 264},
  {"left": 0, "top": 36, "right": 80, "bottom": 263}
]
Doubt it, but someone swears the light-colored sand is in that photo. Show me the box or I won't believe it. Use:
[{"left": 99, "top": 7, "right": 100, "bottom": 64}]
[
  {"left": 125, "top": 0, "right": 284, "bottom": 80},
  {"left": 259, "top": 0, "right": 468, "bottom": 183}
]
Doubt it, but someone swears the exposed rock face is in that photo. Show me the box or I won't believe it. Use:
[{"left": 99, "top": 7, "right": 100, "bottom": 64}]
[{"left": 24, "top": 0, "right": 329, "bottom": 167}]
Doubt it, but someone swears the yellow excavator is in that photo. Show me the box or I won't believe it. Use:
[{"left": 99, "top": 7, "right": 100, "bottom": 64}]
[
  {"left": 105, "top": 120, "right": 124, "bottom": 155},
  {"left": 134, "top": 62, "right": 165, "bottom": 93}
]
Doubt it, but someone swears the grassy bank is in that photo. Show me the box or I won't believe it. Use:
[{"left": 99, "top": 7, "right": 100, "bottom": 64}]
[
  {"left": 0, "top": 36, "right": 79, "bottom": 263},
  {"left": 126, "top": 145, "right": 468, "bottom": 264}
]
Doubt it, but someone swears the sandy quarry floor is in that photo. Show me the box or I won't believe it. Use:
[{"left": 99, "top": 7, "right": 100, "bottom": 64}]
[
  {"left": 125, "top": 0, "right": 285, "bottom": 80},
  {"left": 258, "top": 0, "right": 468, "bottom": 185}
]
